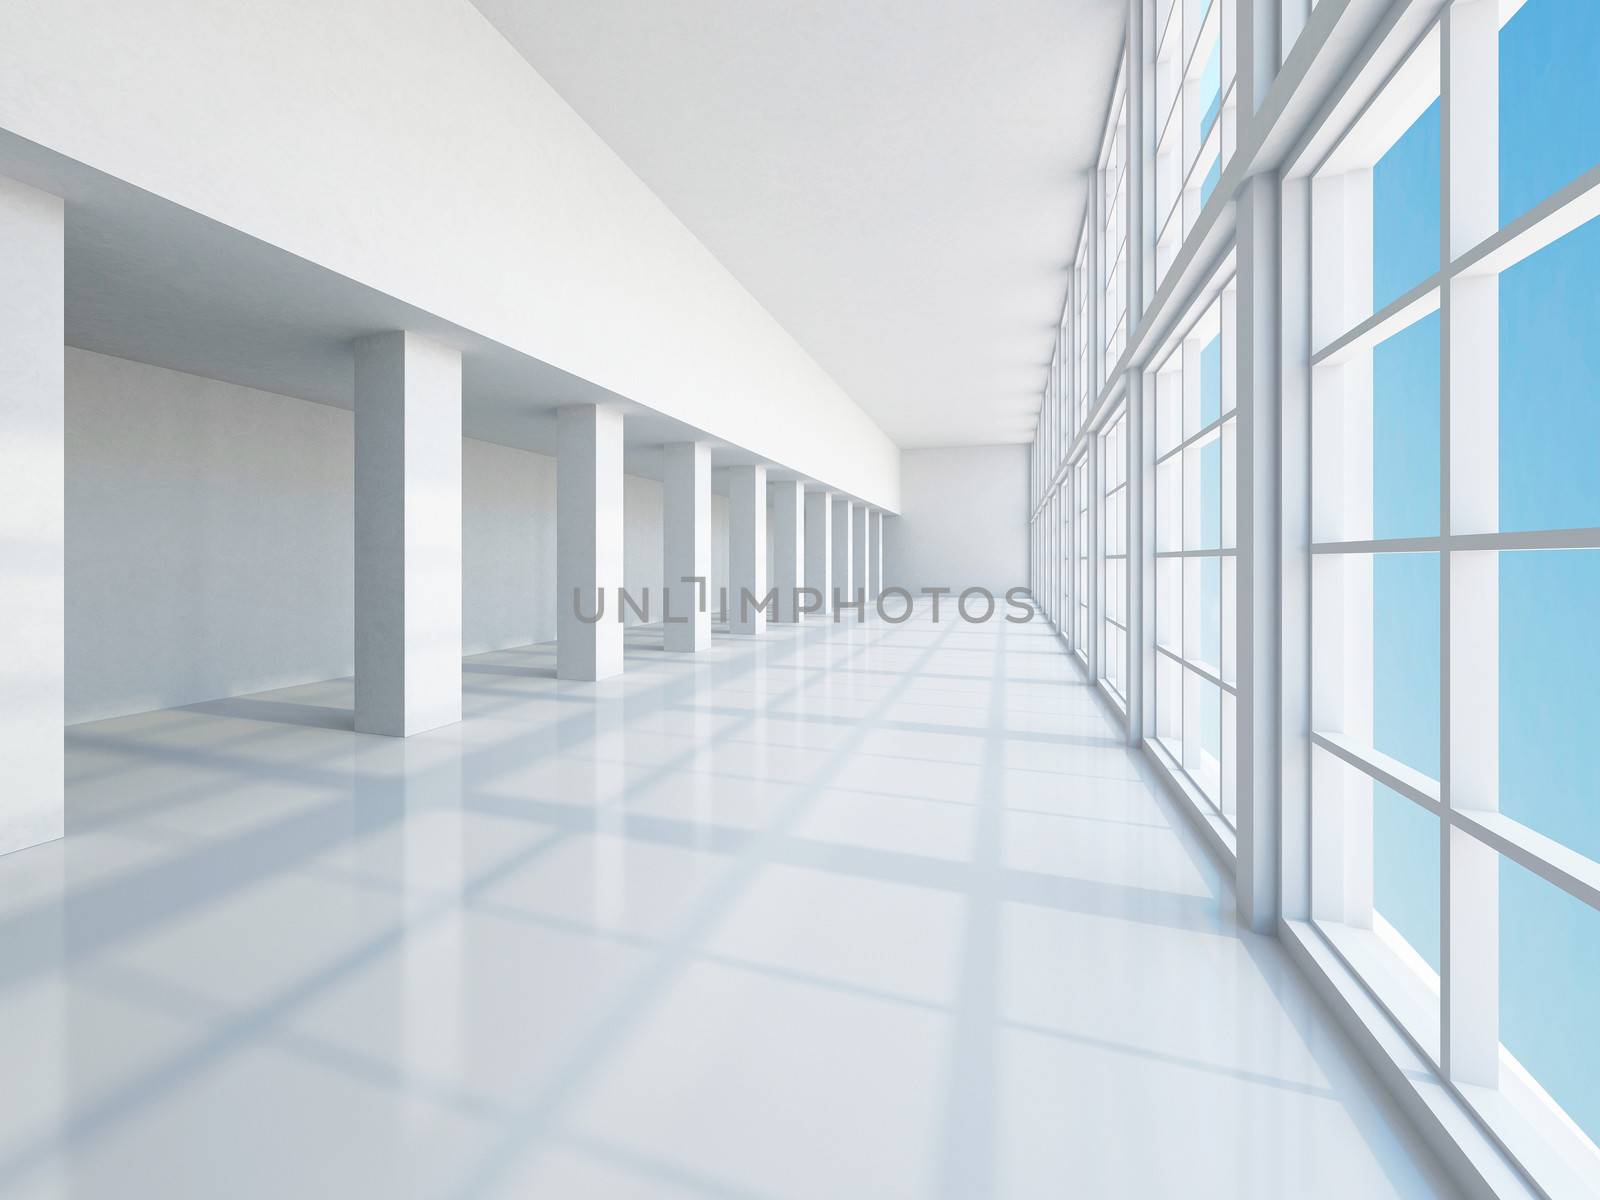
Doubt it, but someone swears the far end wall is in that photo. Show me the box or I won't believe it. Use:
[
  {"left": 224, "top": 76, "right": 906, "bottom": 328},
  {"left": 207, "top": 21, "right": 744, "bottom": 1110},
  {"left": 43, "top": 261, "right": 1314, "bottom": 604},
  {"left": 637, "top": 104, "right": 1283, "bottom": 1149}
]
[{"left": 885, "top": 445, "right": 1029, "bottom": 598}]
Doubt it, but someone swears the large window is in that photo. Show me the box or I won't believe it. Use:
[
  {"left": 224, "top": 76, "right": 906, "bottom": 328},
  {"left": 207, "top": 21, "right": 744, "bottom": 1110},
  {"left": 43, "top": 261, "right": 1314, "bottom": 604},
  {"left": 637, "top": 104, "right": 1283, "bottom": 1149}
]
[
  {"left": 1073, "top": 459, "right": 1089, "bottom": 664},
  {"left": 1101, "top": 409, "right": 1129, "bottom": 703},
  {"left": 1101, "top": 64, "right": 1129, "bottom": 376},
  {"left": 1060, "top": 308, "right": 1072, "bottom": 453},
  {"left": 1075, "top": 230, "right": 1090, "bottom": 431},
  {"left": 1153, "top": 0, "right": 1236, "bottom": 281},
  {"left": 1059, "top": 484, "right": 1072, "bottom": 646},
  {"left": 1032, "top": 0, "right": 1600, "bottom": 1192},
  {"left": 1152, "top": 276, "right": 1237, "bottom": 820},
  {"left": 1308, "top": 0, "right": 1600, "bottom": 1182}
]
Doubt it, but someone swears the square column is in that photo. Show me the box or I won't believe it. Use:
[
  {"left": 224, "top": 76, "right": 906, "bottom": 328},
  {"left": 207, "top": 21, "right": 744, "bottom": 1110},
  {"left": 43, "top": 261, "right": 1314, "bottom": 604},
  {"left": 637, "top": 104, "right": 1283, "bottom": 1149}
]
[
  {"left": 1236, "top": 175, "right": 1280, "bottom": 933},
  {"left": 832, "top": 497, "right": 854, "bottom": 611},
  {"left": 558, "top": 404, "right": 624, "bottom": 680},
  {"left": 354, "top": 331, "right": 462, "bottom": 737},
  {"left": 851, "top": 503, "right": 869, "bottom": 607},
  {"left": 770, "top": 479, "right": 804, "bottom": 623},
  {"left": 867, "top": 509, "right": 883, "bottom": 600},
  {"left": 0, "top": 178, "right": 64, "bottom": 856},
  {"left": 804, "top": 489, "right": 832, "bottom": 619},
  {"left": 662, "top": 441, "right": 711, "bottom": 652},
  {"left": 728, "top": 464, "right": 768, "bottom": 635}
]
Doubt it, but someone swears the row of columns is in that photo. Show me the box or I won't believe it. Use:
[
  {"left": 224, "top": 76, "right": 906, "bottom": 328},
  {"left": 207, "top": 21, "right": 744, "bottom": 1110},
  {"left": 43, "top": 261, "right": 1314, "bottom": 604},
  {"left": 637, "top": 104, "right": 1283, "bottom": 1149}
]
[
  {"left": 0, "top": 173, "right": 887, "bottom": 854},
  {"left": 578, "top": 450, "right": 884, "bottom": 681},
  {"left": 352, "top": 346, "right": 889, "bottom": 726}
]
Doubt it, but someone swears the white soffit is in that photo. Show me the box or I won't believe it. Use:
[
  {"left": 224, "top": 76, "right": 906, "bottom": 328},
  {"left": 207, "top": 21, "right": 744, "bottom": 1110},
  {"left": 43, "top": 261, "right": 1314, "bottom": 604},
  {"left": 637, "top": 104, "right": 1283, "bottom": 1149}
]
[{"left": 470, "top": 0, "right": 1125, "bottom": 448}]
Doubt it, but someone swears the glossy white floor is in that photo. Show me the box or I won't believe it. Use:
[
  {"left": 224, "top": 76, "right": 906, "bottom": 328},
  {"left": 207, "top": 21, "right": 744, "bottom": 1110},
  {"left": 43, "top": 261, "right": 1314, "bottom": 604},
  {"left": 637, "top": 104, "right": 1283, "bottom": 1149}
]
[{"left": 0, "top": 606, "right": 1454, "bottom": 1199}]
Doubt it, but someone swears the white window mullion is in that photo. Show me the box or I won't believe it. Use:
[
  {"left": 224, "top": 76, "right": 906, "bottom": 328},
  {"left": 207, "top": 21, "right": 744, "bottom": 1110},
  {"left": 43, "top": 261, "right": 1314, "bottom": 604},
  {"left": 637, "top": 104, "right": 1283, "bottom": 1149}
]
[{"left": 1440, "top": 0, "right": 1500, "bottom": 1091}]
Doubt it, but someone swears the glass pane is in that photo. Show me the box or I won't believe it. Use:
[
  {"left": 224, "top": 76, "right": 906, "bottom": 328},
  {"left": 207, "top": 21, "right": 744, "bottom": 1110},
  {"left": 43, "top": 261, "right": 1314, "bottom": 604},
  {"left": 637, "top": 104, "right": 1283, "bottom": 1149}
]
[
  {"left": 1157, "top": 557, "right": 1182, "bottom": 650},
  {"left": 1157, "top": 456, "right": 1182, "bottom": 553},
  {"left": 1501, "top": 549, "right": 1600, "bottom": 862},
  {"left": 1311, "top": 750, "right": 1439, "bottom": 1053},
  {"left": 1184, "top": 666, "right": 1221, "bottom": 802},
  {"left": 1156, "top": 358, "right": 1183, "bottom": 455},
  {"left": 1199, "top": 39, "right": 1221, "bottom": 140},
  {"left": 1200, "top": 556, "right": 1221, "bottom": 670},
  {"left": 1500, "top": 0, "right": 1600, "bottom": 228},
  {"left": 1221, "top": 415, "right": 1237, "bottom": 548},
  {"left": 1221, "top": 690, "right": 1237, "bottom": 822},
  {"left": 1157, "top": 652, "right": 1183, "bottom": 758},
  {"left": 1373, "top": 311, "right": 1440, "bottom": 540},
  {"left": 1184, "top": 429, "right": 1222, "bottom": 552},
  {"left": 1373, "top": 781, "right": 1440, "bottom": 974},
  {"left": 1373, "top": 552, "right": 1440, "bottom": 780},
  {"left": 1200, "top": 333, "right": 1222, "bottom": 428},
  {"left": 1221, "top": 554, "right": 1236, "bottom": 686},
  {"left": 1372, "top": 99, "right": 1440, "bottom": 312},
  {"left": 1500, "top": 214, "right": 1600, "bottom": 533},
  {"left": 1200, "top": 153, "right": 1220, "bottom": 206},
  {"left": 1183, "top": 555, "right": 1221, "bottom": 675},
  {"left": 1500, "top": 853, "right": 1600, "bottom": 1147}
]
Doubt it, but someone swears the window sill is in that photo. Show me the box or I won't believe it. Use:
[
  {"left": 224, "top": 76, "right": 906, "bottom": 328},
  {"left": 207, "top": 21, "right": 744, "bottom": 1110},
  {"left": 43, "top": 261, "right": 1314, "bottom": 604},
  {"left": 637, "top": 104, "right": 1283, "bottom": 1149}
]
[
  {"left": 1278, "top": 919, "right": 1542, "bottom": 1200},
  {"left": 1096, "top": 678, "right": 1128, "bottom": 723},
  {"left": 1141, "top": 736, "right": 1236, "bottom": 871}
]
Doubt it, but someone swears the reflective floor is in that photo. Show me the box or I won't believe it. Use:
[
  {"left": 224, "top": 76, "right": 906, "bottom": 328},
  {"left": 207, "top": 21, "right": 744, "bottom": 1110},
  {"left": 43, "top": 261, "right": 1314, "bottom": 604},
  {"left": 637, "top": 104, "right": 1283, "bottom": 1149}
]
[{"left": 1, "top": 608, "right": 1454, "bottom": 1198}]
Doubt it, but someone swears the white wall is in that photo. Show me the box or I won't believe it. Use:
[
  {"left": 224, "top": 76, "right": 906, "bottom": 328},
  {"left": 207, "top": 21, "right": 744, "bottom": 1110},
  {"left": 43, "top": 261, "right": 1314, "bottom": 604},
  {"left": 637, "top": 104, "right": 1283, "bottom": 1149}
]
[
  {"left": 462, "top": 437, "right": 555, "bottom": 657},
  {"left": 885, "top": 445, "right": 1030, "bottom": 598},
  {"left": 65, "top": 350, "right": 725, "bottom": 724},
  {"left": 2, "top": 0, "right": 898, "bottom": 511}
]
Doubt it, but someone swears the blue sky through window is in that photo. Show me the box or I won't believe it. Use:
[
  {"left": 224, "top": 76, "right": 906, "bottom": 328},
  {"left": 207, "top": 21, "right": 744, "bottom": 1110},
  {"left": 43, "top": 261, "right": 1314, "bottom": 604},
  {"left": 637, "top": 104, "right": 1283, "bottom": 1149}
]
[
  {"left": 1199, "top": 41, "right": 1221, "bottom": 143},
  {"left": 1369, "top": 91, "right": 1442, "bottom": 977},
  {"left": 1372, "top": 100, "right": 1438, "bottom": 313},
  {"left": 1366, "top": 0, "right": 1599, "bottom": 1143},
  {"left": 1498, "top": 0, "right": 1600, "bottom": 1142},
  {"left": 1500, "top": 0, "right": 1600, "bottom": 226}
]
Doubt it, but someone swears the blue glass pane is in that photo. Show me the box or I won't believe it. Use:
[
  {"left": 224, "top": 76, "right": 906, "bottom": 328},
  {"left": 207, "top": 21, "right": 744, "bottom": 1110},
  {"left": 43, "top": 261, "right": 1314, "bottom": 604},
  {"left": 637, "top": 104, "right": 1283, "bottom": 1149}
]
[
  {"left": 1200, "top": 155, "right": 1221, "bottom": 206},
  {"left": 1200, "top": 437, "right": 1221, "bottom": 549},
  {"left": 1373, "top": 312, "right": 1440, "bottom": 540},
  {"left": 1372, "top": 100, "right": 1440, "bottom": 313},
  {"left": 1200, "top": 334, "right": 1221, "bottom": 427},
  {"left": 1200, "top": 556, "right": 1221, "bottom": 668},
  {"left": 1500, "top": 0, "right": 1600, "bottom": 227},
  {"left": 1199, "top": 41, "right": 1221, "bottom": 141},
  {"left": 1501, "top": 856, "right": 1600, "bottom": 1145},
  {"left": 1373, "top": 552, "right": 1439, "bottom": 780},
  {"left": 1200, "top": 676, "right": 1221, "bottom": 761},
  {"left": 1500, "top": 215, "right": 1600, "bottom": 532},
  {"left": 1373, "top": 782, "right": 1440, "bottom": 973},
  {"left": 1501, "top": 550, "right": 1600, "bottom": 861}
]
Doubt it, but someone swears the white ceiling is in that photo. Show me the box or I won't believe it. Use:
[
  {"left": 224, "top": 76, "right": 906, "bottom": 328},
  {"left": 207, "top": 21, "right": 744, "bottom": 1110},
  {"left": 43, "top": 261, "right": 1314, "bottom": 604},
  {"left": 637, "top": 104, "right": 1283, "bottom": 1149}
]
[{"left": 470, "top": 0, "right": 1125, "bottom": 450}]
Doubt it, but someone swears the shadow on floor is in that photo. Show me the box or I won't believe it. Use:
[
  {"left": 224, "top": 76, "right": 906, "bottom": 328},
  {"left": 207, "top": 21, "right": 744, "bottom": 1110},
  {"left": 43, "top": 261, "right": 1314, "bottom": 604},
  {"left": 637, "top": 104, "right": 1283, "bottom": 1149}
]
[{"left": 176, "top": 696, "right": 355, "bottom": 731}]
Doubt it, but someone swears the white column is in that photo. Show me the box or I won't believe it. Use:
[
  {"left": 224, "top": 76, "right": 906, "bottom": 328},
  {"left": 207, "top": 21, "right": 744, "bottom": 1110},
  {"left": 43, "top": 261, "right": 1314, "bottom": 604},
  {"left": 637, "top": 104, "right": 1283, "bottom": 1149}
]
[
  {"left": 1280, "top": 172, "right": 1313, "bottom": 924},
  {"left": 867, "top": 509, "right": 883, "bottom": 600},
  {"left": 662, "top": 441, "right": 711, "bottom": 652},
  {"left": 0, "top": 178, "right": 64, "bottom": 856},
  {"left": 804, "top": 489, "right": 833, "bottom": 618},
  {"left": 353, "top": 331, "right": 462, "bottom": 737},
  {"left": 770, "top": 479, "right": 804, "bottom": 623},
  {"left": 832, "top": 497, "right": 854, "bottom": 612},
  {"left": 728, "top": 464, "right": 767, "bottom": 635},
  {"left": 851, "top": 503, "right": 869, "bottom": 608},
  {"left": 557, "top": 404, "right": 624, "bottom": 680},
  {"left": 1236, "top": 174, "right": 1280, "bottom": 933},
  {"left": 1130, "top": 369, "right": 1150, "bottom": 746}
]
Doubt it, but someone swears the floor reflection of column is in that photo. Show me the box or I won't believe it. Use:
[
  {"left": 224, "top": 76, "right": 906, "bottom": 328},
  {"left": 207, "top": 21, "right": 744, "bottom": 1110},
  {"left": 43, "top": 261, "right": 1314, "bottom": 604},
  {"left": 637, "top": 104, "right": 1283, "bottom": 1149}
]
[
  {"left": 690, "top": 660, "right": 715, "bottom": 855},
  {"left": 400, "top": 727, "right": 464, "bottom": 1117},
  {"left": 591, "top": 694, "right": 627, "bottom": 933}
]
